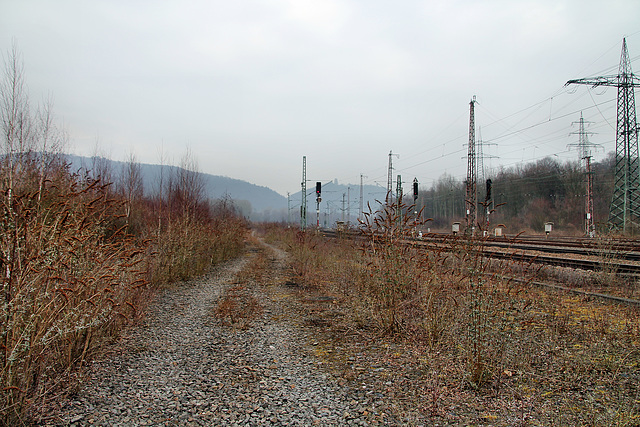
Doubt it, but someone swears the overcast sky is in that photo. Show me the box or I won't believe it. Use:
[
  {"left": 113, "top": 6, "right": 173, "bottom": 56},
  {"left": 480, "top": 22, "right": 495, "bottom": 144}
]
[{"left": 2, "top": 0, "right": 639, "bottom": 196}]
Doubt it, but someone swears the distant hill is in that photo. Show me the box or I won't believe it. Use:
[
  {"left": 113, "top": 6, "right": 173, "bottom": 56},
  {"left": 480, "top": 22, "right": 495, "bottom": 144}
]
[{"left": 64, "top": 155, "right": 287, "bottom": 220}]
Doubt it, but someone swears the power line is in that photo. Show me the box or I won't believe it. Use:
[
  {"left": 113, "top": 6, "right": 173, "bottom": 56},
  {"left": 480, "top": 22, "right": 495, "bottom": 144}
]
[{"left": 566, "top": 38, "right": 640, "bottom": 233}]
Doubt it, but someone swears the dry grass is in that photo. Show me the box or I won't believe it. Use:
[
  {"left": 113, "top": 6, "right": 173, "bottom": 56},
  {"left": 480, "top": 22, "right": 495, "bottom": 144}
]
[
  {"left": 0, "top": 157, "right": 248, "bottom": 425},
  {"left": 214, "top": 285, "right": 262, "bottom": 330},
  {"left": 150, "top": 215, "right": 246, "bottom": 285},
  {"left": 263, "top": 199, "right": 640, "bottom": 424},
  {"left": 213, "top": 243, "right": 266, "bottom": 330},
  {"left": 0, "top": 166, "right": 149, "bottom": 425}
]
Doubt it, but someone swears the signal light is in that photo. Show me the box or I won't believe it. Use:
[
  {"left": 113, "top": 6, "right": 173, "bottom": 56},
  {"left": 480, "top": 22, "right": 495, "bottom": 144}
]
[
  {"left": 316, "top": 182, "right": 321, "bottom": 195},
  {"left": 413, "top": 179, "right": 418, "bottom": 200}
]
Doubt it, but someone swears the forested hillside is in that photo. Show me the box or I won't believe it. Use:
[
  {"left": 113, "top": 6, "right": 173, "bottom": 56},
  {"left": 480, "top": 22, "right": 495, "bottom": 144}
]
[
  {"left": 418, "top": 154, "right": 615, "bottom": 235},
  {"left": 65, "top": 155, "right": 288, "bottom": 220}
]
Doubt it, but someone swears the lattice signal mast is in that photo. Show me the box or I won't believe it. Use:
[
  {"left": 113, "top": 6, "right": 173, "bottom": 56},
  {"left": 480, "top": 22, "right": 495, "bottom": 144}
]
[
  {"left": 465, "top": 96, "right": 478, "bottom": 233},
  {"left": 566, "top": 38, "right": 640, "bottom": 233},
  {"left": 301, "top": 156, "right": 307, "bottom": 230},
  {"left": 359, "top": 174, "right": 367, "bottom": 222},
  {"left": 387, "top": 150, "right": 399, "bottom": 202}
]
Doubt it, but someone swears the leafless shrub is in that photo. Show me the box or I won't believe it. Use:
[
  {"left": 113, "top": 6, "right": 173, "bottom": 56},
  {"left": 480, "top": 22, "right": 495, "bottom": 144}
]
[
  {"left": 0, "top": 165, "right": 150, "bottom": 424},
  {"left": 0, "top": 46, "right": 249, "bottom": 424}
]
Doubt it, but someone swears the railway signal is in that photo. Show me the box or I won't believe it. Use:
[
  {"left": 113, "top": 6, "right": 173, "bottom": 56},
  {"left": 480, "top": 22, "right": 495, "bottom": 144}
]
[{"left": 315, "top": 182, "right": 322, "bottom": 228}]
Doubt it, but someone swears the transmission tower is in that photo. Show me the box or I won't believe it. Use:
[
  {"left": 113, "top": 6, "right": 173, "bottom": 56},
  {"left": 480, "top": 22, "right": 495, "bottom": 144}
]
[
  {"left": 359, "top": 174, "right": 367, "bottom": 222},
  {"left": 568, "top": 113, "right": 597, "bottom": 167},
  {"left": 387, "top": 151, "right": 399, "bottom": 202},
  {"left": 301, "top": 156, "right": 307, "bottom": 230},
  {"left": 568, "top": 112, "right": 601, "bottom": 236},
  {"left": 566, "top": 38, "right": 640, "bottom": 233},
  {"left": 465, "top": 96, "right": 478, "bottom": 233}
]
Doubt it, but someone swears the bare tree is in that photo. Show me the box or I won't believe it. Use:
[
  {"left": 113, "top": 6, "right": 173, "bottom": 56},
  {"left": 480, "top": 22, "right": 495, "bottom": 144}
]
[
  {"left": 34, "top": 95, "right": 67, "bottom": 201},
  {"left": 169, "top": 147, "right": 206, "bottom": 220},
  {"left": 0, "top": 42, "right": 31, "bottom": 203},
  {"left": 87, "top": 138, "right": 114, "bottom": 190},
  {"left": 119, "top": 151, "right": 144, "bottom": 233},
  {"left": 154, "top": 142, "right": 167, "bottom": 235}
]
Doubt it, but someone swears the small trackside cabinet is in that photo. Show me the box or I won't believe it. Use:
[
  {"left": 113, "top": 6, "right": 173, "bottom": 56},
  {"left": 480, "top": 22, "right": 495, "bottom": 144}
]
[{"left": 452, "top": 222, "right": 460, "bottom": 235}]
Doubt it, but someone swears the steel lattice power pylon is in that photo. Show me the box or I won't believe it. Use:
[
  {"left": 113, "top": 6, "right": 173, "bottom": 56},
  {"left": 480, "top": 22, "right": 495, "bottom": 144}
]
[
  {"left": 568, "top": 113, "right": 601, "bottom": 236},
  {"left": 386, "top": 150, "right": 398, "bottom": 203},
  {"left": 566, "top": 38, "right": 640, "bottom": 233},
  {"left": 465, "top": 96, "right": 478, "bottom": 233},
  {"left": 301, "top": 156, "right": 307, "bottom": 230}
]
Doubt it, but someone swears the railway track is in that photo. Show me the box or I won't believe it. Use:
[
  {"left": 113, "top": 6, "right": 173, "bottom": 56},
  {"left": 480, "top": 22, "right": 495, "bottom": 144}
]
[
  {"left": 418, "top": 233, "right": 640, "bottom": 262},
  {"left": 494, "top": 274, "right": 640, "bottom": 307},
  {"left": 320, "top": 228, "right": 640, "bottom": 305},
  {"left": 476, "top": 247, "right": 640, "bottom": 276},
  {"left": 321, "top": 229, "right": 640, "bottom": 276}
]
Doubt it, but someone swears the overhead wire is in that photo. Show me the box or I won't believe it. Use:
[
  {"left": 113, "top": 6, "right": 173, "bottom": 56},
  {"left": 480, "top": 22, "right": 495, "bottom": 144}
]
[{"left": 341, "top": 37, "right": 636, "bottom": 192}]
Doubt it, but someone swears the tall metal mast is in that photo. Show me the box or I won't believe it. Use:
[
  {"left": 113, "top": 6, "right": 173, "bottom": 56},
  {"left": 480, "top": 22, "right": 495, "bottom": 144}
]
[
  {"left": 569, "top": 113, "right": 595, "bottom": 167},
  {"left": 586, "top": 156, "right": 595, "bottom": 237},
  {"left": 477, "top": 126, "right": 485, "bottom": 200},
  {"left": 465, "top": 96, "right": 478, "bottom": 233},
  {"left": 347, "top": 186, "right": 351, "bottom": 226},
  {"left": 568, "top": 112, "right": 601, "bottom": 236},
  {"left": 566, "top": 38, "right": 640, "bottom": 233},
  {"left": 387, "top": 151, "right": 393, "bottom": 197},
  {"left": 387, "top": 151, "right": 399, "bottom": 202},
  {"left": 396, "top": 174, "right": 403, "bottom": 227},
  {"left": 301, "top": 156, "right": 307, "bottom": 230},
  {"left": 359, "top": 174, "right": 367, "bottom": 222}
]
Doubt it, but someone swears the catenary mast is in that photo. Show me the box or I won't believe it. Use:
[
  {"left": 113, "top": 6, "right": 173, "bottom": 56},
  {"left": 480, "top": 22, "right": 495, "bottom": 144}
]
[{"left": 465, "top": 96, "right": 478, "bottom": 234}]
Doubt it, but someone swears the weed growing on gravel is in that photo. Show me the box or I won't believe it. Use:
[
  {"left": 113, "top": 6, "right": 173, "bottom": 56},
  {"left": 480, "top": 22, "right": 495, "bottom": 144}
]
[
  {"left": 214, "top": 249, "right": 266, "bottom": 330},
  {"left": 214, "top": 285, "right": 262, "bottom": 330},
  {"left": 0, "top": 160, "right": 248, "bottom": 425},
  {"left": 263, "top": 203, "right": 640, "bottom": 423},
  {"left": 358, "top": 197, "right": 431, "bottom": 333}
]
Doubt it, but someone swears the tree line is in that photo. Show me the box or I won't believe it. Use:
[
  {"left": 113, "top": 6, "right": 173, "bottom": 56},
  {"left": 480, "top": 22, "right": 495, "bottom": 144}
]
[{"left": 417, "top": 154, "right": 616, "bottom": 235}]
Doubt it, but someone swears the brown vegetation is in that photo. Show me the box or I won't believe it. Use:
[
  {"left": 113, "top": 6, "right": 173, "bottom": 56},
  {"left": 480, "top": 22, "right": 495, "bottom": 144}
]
[
  {"left": 0, "top": 156, "right": 248, "bottom": 425},
  {"left": 0, "top": 47, "right": 248, "bottom": 425},
  {"left": 262, "top": 197, "right": 640, "bottom": 424}
]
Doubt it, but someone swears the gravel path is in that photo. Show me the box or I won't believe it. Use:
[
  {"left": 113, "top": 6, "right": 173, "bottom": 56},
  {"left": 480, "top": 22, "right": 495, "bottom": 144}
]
[{"left": 56, "top": 242, "right": 381, "bottom": 426}]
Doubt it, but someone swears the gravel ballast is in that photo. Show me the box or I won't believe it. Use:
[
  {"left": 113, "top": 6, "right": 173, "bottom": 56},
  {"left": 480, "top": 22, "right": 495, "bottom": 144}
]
[{"left": 56, "top": 242, "right": 387, "bottom": 426}]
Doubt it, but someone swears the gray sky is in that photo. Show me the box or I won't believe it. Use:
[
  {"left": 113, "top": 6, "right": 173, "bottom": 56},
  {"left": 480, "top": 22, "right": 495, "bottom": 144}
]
[{"left": 2, "top": 0, "right": 639, "bottom": 196}]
